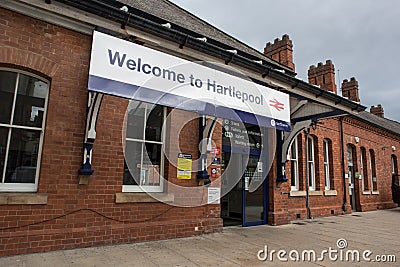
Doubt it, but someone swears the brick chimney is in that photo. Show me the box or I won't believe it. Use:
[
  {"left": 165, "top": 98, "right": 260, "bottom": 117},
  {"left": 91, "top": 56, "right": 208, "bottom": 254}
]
[
  {"left": 308, "top": 60, "right": 337, "bottom": 94},
  {"left": 342, "top": 77, "right": 360, "bottom": 103},
  {"left": 264, "top": 34, "right": 295, "bottom": 71},
  {"left": 370, "top": 104, "right": 384, "bottom": 118}
]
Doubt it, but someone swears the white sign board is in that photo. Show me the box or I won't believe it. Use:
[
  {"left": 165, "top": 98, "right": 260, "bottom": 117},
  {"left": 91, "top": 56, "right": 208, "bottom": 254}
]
[
  {"left": 208, "top": 187, "right": 221, "bottom": 204},
  {"left": 88, "top": 31, "right": 290, "bottom": 130}
]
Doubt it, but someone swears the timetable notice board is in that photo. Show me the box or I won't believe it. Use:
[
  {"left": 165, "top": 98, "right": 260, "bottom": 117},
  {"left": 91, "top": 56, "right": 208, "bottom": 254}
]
[{"left": 177, "top": 153, "right": 192, "bottom": 179}]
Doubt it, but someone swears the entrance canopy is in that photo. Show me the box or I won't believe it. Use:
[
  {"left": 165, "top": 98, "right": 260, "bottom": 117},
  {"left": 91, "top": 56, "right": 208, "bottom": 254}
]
[{"left": 88, "top": 31, "right": 291, "bottom": 131}]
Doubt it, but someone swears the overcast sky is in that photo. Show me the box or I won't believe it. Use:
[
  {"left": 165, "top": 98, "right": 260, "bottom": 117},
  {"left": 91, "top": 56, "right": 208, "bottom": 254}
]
[{"left": 170, "top": 0, "right": 400, "bottom": 121}]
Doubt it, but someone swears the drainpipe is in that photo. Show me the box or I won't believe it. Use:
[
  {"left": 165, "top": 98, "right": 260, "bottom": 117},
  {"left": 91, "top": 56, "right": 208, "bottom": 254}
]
[
  {"left": 197, "top": 115, "right": 211, "bottom": 186},
  {"left": 340, "top": 117, "right": 348, "bottom": 213},
  {"left": 304, "top": 128, "right": 311, "bottom": 219}
]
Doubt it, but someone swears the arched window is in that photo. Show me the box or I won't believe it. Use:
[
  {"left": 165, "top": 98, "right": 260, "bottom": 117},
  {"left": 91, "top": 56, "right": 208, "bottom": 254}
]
[
  {"left": 391, "top": 155, "right": 398, "bottom": 175},
  {"left": 290, "top": 137, "right": 299, "bottom": 191},
  {"left": 369, "top": 149, "right": 377, "bottom": 191},
  {"left": 323, "top": 139, "right": 332, "bottom": 190},
  {"left": 0, "top": 68, "right": 49, "bottom": 192},
  {"left": 307, "top": 136, "right": 315, "bottom": 190},
  {"left": 360, "top": 147, "right": 368, "bottom": 191}
]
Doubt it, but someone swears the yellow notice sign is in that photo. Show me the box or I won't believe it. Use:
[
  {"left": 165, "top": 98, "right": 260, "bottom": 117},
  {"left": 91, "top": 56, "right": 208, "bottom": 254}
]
[{"left": 177, "top": 153, "right": 192, "bottom": 179}]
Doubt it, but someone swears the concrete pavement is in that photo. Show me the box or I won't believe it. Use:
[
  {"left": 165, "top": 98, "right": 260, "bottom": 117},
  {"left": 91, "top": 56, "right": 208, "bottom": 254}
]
[{"left": 0, "top": 208, "right": 399, "bottom": 266}]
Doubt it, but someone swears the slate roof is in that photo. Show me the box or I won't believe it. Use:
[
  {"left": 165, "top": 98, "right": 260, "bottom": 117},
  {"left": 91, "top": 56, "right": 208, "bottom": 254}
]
[
  {"left": 355, "top": 111, "right": 400, "bottom": 136},
  {"left": 117, "top": 0, "right": 292, "bottom": 72}
]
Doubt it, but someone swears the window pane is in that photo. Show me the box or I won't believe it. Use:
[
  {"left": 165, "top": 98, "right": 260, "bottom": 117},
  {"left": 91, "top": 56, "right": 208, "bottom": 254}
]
[
  {"left": 290, "top": 141, "right": 297, "bottom": 160},
  {"left": 13, "top": 74, "right": 48, "bottom": 127},
  {"left": 325, "top": 164, "right": 330, "bottom": 189},
  {"left": 0, "top": 127, "right": 8, "bottom": 179},
  {"left": 308, "top": 162, "right": 314, "bottom": 187},
  {"left": 126, "top": 101, "right": 145, "bottom": 140},
  {"left": 142, "top": 143, "right": 162, "bottom": 186},
  {"left": 146, "top": 105, "right": 163, "bottom": 142},
  {"left": 291, "top": 160, "right": 297, "bottom": 187},
  {"left": 308, "top": 138, "right": 313, "bottom": 160},
  {"left": 0, "top": 71, "right": 17, "bottom": 124},
  {"left": 123, "top": 141, "right": 142, "bottom": 185},
  {"left": 4, "top": 128, "right": 40, "bottom": 183}
]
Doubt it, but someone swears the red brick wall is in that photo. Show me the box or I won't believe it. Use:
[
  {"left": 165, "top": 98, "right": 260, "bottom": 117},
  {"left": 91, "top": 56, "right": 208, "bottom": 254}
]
[
  {"left": 1, "top": 5, "right": 398, "bottom": 256},
  {"left": 269, "top": 117, "right": 399, "bottom": 225},
  {"left": 0, "top": 8, "right": 221, "bottom": 256}
]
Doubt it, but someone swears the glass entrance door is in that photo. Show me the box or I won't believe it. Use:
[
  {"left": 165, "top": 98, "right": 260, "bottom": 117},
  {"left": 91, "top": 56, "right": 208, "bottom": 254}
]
[
  {"left": 221, "top": 152, "right": 266, "bottom": 227},
  {"left": 221, "top": 152, "right": 243, "bottom": 226},
  {"left": 243, "top": 156, "right": 266, "bottom": 226}
]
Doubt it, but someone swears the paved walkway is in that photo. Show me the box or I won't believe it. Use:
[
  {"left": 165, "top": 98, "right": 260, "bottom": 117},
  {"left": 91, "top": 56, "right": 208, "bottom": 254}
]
[{"left": 0, "top": 208, "right": 399, "bottom": 266}]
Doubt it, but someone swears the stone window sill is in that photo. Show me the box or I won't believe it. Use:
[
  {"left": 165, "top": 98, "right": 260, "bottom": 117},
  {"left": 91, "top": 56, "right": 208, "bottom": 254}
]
[
  {"left": 115, "top": 192, "right": 174, "bottom": 203},
  {"left": 309, "top": 190, "right": 323, "bottom": 196},
  {"left": 372, "top": 191, "right": 379, "bottom": 195},
  {"left": 362, "top": 190, "right": 371, "bottom": 195},
  {"left": 0, "top": 193, "right": 48, "bottom": 205},
  {"left": 324, "top": 190, "right": 337, "bottom": 196},
  {"left": 289, "top": 190, "right": 306, "bottom": 197}
]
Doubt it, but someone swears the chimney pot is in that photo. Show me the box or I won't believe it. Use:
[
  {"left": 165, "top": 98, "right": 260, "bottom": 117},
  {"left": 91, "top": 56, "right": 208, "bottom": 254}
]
[
  {"left": 342, "top": 77, "right": 360, "bottom": 102},
  {"left": 264, "top": 34, "right": 295, "bottom": 71},
  {"left": 307, "top": 60, "right": 337, "bottom": 93},
  {"left": 370, "top": 104, "right": 384, "bottom": 118}
]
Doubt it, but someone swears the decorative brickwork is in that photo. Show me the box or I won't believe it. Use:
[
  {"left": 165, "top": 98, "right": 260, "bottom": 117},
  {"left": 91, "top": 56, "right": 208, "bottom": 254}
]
[
  {"left": 342, "top": 77, "right": 361, "bottom": 103},
  {"left": 264, "top": 34, "right": 295, "bottom": 71},
  {"left": 308, "top": 60, "right": 337, "bottom": 93}
]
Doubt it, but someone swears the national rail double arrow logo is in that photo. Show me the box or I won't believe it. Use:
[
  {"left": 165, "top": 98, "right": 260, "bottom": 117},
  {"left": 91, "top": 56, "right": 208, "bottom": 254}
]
[{"left": 269, "top": 98, "right": 285, "bottom": 111}]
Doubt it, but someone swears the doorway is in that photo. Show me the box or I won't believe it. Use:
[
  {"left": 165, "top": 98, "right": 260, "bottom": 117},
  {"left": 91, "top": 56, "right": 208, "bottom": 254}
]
[
  {"left": 220, "top": 152, "right": 266, "bottom": 227},
  {"left": 347, "top": 145, "right": 357, "bottom": 211}
]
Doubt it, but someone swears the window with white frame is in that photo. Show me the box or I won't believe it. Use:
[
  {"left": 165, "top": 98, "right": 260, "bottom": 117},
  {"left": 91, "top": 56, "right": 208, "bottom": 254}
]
[
  {"left": 290, "top": 137, "right": 299, "bottom": 190},
  {"left": 360, "top": 147, "right": 367, "bottom": 191},
  {"left": 323, "top": 139, "right": 330, "bottom": 190},
  {"left": 369, "top": 149, "right": 377, "bottom": 191},
  {"left": 0, "top": 69, "right": 49, "bottom": 192},
  {"left": 123, "top": 100, "right": 166, "bottom": 192},
  {"left": 391, "top": 155, "right": 398, "bottom": 175},
  {"left": 307, "top": 136, "right": 315, "bottom": 190}
]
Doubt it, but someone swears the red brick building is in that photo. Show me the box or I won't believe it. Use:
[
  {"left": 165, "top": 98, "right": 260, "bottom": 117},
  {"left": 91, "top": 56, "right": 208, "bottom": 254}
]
[
  {"left": 0, "top": 0, "right": 397, "bottom": 256},
  {"left": 267, "top": 55, "right": 399, "bottom": 225}
]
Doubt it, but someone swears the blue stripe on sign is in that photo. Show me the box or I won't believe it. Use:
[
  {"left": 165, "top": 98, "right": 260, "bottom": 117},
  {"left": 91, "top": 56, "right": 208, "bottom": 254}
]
[{"left": 88, "top": 75, "right": 291, "bottom": 131}]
